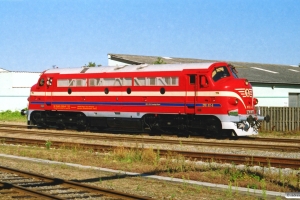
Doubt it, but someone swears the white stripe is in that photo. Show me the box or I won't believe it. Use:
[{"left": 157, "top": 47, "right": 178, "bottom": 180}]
[
  {"left": 235, "top": 88, "right": 252, "bottom": 91},
  {"left": 195, "top": 91, "right": 246, "bottom": 107},
  {"left": 186, "top": 91, "right": 194, "bottom": 96},
  {"left": 51, "top": 91, "right": 187, "bottom": 96},
  {"left": 31, "top": 91, "right": 187, "bottom": 97}
]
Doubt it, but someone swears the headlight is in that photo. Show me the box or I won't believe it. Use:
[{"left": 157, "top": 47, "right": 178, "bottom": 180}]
[{"left": 253, "top": 98, "right": 258, "bottom": 105}]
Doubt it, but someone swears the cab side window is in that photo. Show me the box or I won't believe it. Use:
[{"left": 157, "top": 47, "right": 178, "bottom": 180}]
[
  {"left": 189, "top": 75, "right": 196, "bottom": 84},
  {"left": 199, "top": 75, "right": 208, "bottom": 88}
]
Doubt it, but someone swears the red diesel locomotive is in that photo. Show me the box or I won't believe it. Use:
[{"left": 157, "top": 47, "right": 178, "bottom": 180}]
[{"left": 23, "top": 62, "right": 268, "bottom": 137}]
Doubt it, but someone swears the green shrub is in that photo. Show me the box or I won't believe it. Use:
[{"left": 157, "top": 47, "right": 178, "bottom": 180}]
[{"left": 0, "top": 110, "right": 27, "bottom": 122}]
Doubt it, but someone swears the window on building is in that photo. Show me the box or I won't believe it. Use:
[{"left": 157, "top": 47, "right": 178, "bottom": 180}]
[{"left": 289, "top": 93, "right": 300, "bottom": 107}]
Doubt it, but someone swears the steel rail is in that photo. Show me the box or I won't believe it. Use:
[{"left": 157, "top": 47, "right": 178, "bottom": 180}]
[
  {"left": 0, "top": 181, "right": 65, "bottom": 200},
  {"left": 0, "top": 135, "right": 299, "bottom": 169},
  {"left": 1, "top": 123, "right": 300, "bottom": 144},
  {"left": 0, "top": 127, "right": 299, "bottom": 152},
  {"left": 237, "top": 136, "right": 300, "bottom": 143},
  {"left": 0, "top": 165, "right": 153, "bottom": 200}
]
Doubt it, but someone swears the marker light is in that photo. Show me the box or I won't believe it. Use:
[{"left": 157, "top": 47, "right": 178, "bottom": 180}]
[
  {"left": 253, "top": 98, "right": 258, "bottom": 105},
  {"left": 245, "top": 79, "right": 249, "bottom": 86}
]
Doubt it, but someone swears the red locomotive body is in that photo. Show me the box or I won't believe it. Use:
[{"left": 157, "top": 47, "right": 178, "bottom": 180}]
[{"left": 25, "top": 62, "right": 267, "bottom": 137}]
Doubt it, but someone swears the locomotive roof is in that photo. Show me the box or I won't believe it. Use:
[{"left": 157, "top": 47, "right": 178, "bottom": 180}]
[
  {"left": 43, "top": 62, "right": 218, "bottom": 74},
  {"left": 109, "top": 54, "right": 300, "bottom": 85}
]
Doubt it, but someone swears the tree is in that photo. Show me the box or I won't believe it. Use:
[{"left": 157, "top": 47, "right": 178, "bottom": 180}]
[
  {"left": 85, "top": 62, "right": 96, "bottom": 67},
  {"left": 153, "top": 57, "right": 166, "bottom": 64}
]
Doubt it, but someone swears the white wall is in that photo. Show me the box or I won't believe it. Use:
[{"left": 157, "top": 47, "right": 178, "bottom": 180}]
[
  {"left": 108, "top": 55, "right": 127, "bottom": 67},
  {"left": 108, "top": 59, "right": 128, "bottom": 66},
  {"left": 107, "top": 58, "right": 298, "bottom": 107},
  {"left": 0, "top": 72, "right": 40, "bottom": 111},
  {"left": 253, "top": 85, "right": 300, "bottom": 107}
]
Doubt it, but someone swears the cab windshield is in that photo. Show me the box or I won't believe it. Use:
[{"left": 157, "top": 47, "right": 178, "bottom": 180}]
[
  {"left": 229, "top": 64, "right": 239, "bottom": 78},
  {"left": 212, "top": 66, "right": 230, "bottom": 82}
]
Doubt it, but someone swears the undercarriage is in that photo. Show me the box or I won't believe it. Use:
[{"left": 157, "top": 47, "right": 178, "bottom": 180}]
[{"left": 29, "top": 111, "right": 230, "bottom": 137}]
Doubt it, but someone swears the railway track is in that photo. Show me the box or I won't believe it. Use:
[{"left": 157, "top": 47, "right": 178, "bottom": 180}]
[
  {"left": 0, "top": 134, "right": 299, "bottom": 169},
  {"left": 1, "top": 123, "right": 300, "bottom": 145},
  {"left": 0, "top": 165, "right": 153, "bottom": 200},
  {"left": 0, "top": 126, "right": 299, "bottom": 152}
]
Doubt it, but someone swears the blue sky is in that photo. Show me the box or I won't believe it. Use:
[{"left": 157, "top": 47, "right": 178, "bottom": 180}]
[{"left": 1, "top": 0, "right": 299, "bottom": 72}]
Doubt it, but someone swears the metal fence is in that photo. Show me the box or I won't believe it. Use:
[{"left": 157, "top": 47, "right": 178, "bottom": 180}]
[{"left": 259, "top": 107, "right": 300, "bottom": 132}]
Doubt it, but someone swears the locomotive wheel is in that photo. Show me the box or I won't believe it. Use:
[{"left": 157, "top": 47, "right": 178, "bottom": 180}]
[
  {"left": 56, "top": 113, "right": 66, "bottom": 130},
  {"left": 205, "top": 117, "right": 222, "bottom": 138},
  {"left": 76, "top": 113, "right": 87, "bottom": 131},
  {"left": 31, "top": 112, "right": 47, "bottom": 128}
]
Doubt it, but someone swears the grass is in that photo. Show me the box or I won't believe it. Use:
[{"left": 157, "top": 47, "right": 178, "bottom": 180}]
[
  {"left": 0, "top": 143, "right": 297, "bottom": 196},
  {"left": 0, "top": 110, "right": 299, "bottom": 199},
  {"left": 0, "top": 110, "right": 27, "bottom": 122}
]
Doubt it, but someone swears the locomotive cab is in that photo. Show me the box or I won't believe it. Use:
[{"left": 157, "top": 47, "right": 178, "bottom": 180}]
[
  {"left": 183, "top": 64, "right": 266, "bottom": 137},
  {"left": 209, "top": 65, "right": 264, "bottom": 136}
]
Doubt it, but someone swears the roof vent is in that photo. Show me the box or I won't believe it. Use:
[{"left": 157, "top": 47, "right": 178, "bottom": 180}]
[
  {"left": 137, "top": 64, "right": 149, "bottom": 70},
  {"left": 114, "top": 65, "right": 127, "bottom": 70},
  {"left": 80, "top": 68, "right": 89, "bottom": 73}
]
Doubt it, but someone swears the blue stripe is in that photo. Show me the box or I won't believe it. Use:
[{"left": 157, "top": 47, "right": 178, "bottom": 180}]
[
  {"left": 197, "top": 103, "right": 221, "bottom": 107},
  {"left": 160, "top": 103, "right": 184, "bottom": 106},
  {"left": 31, "top": 102, "right": 44, "bottom": 104},
  {"left": 31, "top": 101, "right": 221, "bottom": 107}
]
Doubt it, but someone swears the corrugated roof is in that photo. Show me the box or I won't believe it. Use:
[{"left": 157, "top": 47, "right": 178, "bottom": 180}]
[
  {"left": 109, "top": 54, "right": 300, "bottom": 85},
  {"left": 0, "top": 68, "right": 8, "bottom": 72},
  {"left": 0, "top": 67, "right": 40, "bottom": 73}
]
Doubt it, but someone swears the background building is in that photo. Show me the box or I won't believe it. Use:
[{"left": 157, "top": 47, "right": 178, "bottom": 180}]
[
  {"left": 0, "top": 68, "right": 40, "bottom": 111},
  {"left": 108, "top": 53, "right": 300, "bottom": 107},
  {"left": 1, "top": 54, "right": 299, "bottom": 112}
]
